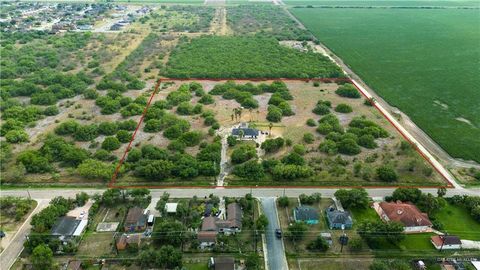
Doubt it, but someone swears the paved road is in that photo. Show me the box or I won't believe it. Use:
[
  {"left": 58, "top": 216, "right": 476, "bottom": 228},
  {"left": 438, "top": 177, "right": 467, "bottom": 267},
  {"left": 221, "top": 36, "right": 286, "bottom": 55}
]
[
  {"left": 1, "top": 187, "right": 479, "bottom": 200},
  {"left": 0, "top": 200, "right": 49, "bottom": 270},
  {"left": 260, "top": 197, "right": 288, "bottom": 270}
]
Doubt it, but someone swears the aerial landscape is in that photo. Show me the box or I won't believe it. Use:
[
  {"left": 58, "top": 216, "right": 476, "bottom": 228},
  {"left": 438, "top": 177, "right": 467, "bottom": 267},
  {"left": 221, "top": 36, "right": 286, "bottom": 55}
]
[{"left": 0, "top": 0, "right": 479, "bottom": 269}]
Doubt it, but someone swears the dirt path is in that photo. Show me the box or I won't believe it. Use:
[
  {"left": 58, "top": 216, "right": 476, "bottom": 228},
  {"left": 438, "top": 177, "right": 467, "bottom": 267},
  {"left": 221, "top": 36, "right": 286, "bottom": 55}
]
[{"left": 209, "top": 7, "right": 230, "bottom": 35}]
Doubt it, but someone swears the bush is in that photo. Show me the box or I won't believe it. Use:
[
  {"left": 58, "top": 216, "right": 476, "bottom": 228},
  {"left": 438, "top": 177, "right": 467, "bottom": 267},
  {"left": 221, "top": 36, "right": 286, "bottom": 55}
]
[
  {"left": 168, "top": 140, "right": 186, "bottom": 152},
  {"left": 231, "top": 144, "right": 257, "bottom": 164},
  {"left": 337, "top": 138, "right": 361, "bottom": 155},
  {"left": 376, "top": 165, "right": 398, "bottom": 182},
  {"left": 44, "top": 106, "right": 59, "bottom": 116},
  {"left": 266, "top": 105, "right": 283, "bottom": 122},
  {"left": 77, "top": 159, "right": 114, "bottom": 180},
  {"left": 74, "top": 124, "right": 98, "bottom": 141},
  {"left": 83, "top": 89, "right": 98, "bottom": 99},
  {"left": 199, "top": 94, "right": 214, "bottom": 105},
  {"left": 5, "top": 129, "right": 29, "bottom": 143},
  {"left": 116, "top": 130, "right": 132, "bottom": 143},
  {"left": 358, "top": 134, "right": 377, "bottom": 149},
  {"left": 233, "top": 160, "right": 265, "bottom": 179},
  {"left": 227, "top": 135, "right": 237, "bottom": 147},
  {"left": 55, "top": 120, "right": 79, "bottom": 135},
  {"left": 306, "top": 118, "right": 316, "bottom": 126},
  {"left": 261, "top": 137, "right": 285, "bottom": 153},
  {"left": 144, "top": 119, "right": 162, "bottom": 133},
  {"left": 307, "top": 236, "right": 329, "bottom": 251},
  {"left": 303, "top": 133, "right": 315, "bottom": 144},
  {"left": 118, "top": 120, "right": 137, "bottom": 131},
  {"left": 335, "top": 103, "right": 352, "bottom": 113},
  {"left": 313, "top": 103, "right": 330, "bottom": 115},
  {"left": 102, "top": 137, "right": 121, "bottom": 151},
  {"left": 319, "top": 139, "right": 338, "bottom": 155},
  {"left": 335, "top": 83, "right": 361, "bottom": 98},
  {"left": 278, "top": 196, "right": 290, "bottom": 207},
  {"left": 293, "top": 144, "right": 306, "bottom": 155},
  {"left": 98, "top": 122, "right": 118, "bottom": 135}
]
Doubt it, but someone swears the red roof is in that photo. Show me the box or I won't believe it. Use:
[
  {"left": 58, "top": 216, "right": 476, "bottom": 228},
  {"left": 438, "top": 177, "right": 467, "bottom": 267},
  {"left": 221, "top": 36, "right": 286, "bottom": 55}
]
[
  {"left": 198, "top": 231, "right": 217, "bottom": 242},
  {"left": 431, "top": 235, "right": 461, "bottom": 246},
  {"left": 379, "top": 201, "right": 432, "bottom": 227}
]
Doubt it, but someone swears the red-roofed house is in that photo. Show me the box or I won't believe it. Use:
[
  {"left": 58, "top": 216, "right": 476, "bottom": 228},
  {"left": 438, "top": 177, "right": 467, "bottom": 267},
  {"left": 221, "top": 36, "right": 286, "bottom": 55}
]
[{"left": 373, "top": 201, "right": 433, "bottom": 233}]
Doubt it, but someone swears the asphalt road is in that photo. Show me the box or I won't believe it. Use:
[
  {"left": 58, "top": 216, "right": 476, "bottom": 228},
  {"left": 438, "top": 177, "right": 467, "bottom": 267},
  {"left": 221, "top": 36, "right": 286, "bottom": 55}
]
[
  {"left": 260, "top": 197, "right": 288, "bottom": 270},
  {"left": 1, "top": 187, "right": 479, "bottom": 200},
  {"left": 0, "top": 200, "right": 49, "bottom": 270}
]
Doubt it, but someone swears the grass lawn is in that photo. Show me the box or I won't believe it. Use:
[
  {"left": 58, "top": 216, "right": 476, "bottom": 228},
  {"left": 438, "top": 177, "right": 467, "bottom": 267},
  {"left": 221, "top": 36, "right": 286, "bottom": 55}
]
[
  {"left": 434, "top": 203, "right": 480, "bottom": 240},
  {"left": 183, "top": 263, "right": 209, "bottom": 270},
  {"left": 284, "top": 0, "right": 480, "bottom": 7},
  {"left": 77, "top": 232, "right": 115, "bottom": 257},
  {"left": 350, "top": 206, "right": 379, "bottom": 227},
  {"left": 290, "top": 7, "right": 480, "bottom": 162}
]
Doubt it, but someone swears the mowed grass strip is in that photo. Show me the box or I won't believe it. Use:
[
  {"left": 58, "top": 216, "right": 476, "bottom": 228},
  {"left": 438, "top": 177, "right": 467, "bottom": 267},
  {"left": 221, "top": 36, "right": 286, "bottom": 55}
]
[
  {"left": 165, "top": 36, "right": 343, "bottom": 78},
  {"left": 284, "top": 0, "right": 480, "bottom": 7},
  {"left": 290, "top": 8, "right": 480, "bottom": 162}
]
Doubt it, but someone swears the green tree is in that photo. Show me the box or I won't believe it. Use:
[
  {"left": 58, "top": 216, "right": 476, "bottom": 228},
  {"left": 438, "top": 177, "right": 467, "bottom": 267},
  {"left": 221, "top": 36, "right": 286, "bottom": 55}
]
[
  {"left": 287, "top": 222, "right": 308, "bottom": 241},
  {"left": 116, "top": 130, "right": 132, "bottom": 143},
  {"left": 307, "top": 235, "right": 329, "bottom": 251},
  {"left": 255, "top": 214, "right": 269, "bottom": 231},
  {"left": 77, "top": 159, "right": 114, "bottom": 181},
  {"left": 376, "top": 165, "right": 398, "bottom": 182},
  {"left": 231, "top": 144, "right": 257, "bottom": 164},
  {"left": 31, "top": 244, "right": 54, "bottom": 270},
  {"left": 334, "top": 188, "right": 369, "bottom": 209},
  {"left": 154, "top": 221, "right": 187, "bottom": 247},
  {"left": 102, "top": 136, "right": 121, "bottom": 151},
  {"left": 278, "top": 196, "right": 290, "bottom": 208}
]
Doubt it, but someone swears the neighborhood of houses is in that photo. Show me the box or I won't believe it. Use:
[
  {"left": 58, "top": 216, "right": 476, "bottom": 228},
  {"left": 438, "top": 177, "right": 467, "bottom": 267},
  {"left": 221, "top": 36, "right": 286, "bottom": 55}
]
[{"left": 0, "top": 2, "right": 152, "bottom": 34}]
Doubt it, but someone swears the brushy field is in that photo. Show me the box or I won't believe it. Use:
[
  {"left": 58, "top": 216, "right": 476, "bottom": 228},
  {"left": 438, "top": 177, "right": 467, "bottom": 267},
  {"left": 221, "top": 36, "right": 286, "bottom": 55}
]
[
  {"left": 290, "top": 7, "right": 480, "bottom": 163},
  {"left": 284, "top": 0, "right": 480, "bottom": 7},
  {"left": 165, "top": 36, "right": 343, "bottom": 78}
]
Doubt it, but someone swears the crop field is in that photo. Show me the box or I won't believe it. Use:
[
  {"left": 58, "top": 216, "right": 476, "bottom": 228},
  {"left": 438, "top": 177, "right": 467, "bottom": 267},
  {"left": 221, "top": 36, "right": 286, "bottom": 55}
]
[
  {"left": 283, "top": 0, "right": 480, "bottom": 7},
  {"left": 165, "top": 36, "right": 343, "bottom": 78},
  {"left": 290, "top": 7, "right": 480, "bottom": 163}
]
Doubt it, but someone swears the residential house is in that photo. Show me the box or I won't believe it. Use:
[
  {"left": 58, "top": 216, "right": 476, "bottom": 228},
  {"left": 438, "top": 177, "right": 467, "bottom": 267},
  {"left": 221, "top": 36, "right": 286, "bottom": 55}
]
[
  {"left": 232, "top": 123, "right": 259, "bottom": 140},
  {"left": 293, "top": 206, "right": 319, "bottom": 225},
  {"left": 208, "top": 257, "right": 235, "bottom": 270},
  {"left": 325, "top": 206, "right": 353, "bottom": 229},
  {"left": 373, "top": 201, "right": 433, "bottom": 233},
  {"left": 431, "top": 235, "right": 462, "bottom": 250},
  {"left": 198, "top": 231, "right": 217, "bottom": 249},
  {"left": 124, "top": 207, "right": 148, "bottom": 232},
  {"left": 51, "top": 201, "right": 91, "bottom": 242},
  {"left": 116, "top": 234, "right": 141, "bottom": 251},
  {"left": 198, "top": 203, "right": 243, "bottom": 248}
]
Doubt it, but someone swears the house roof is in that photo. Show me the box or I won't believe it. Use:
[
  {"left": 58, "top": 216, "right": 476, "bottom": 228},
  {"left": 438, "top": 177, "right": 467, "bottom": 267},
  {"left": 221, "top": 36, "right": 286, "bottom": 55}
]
[
  {"left": 202, "top": 216, "right": 218, "bottom": 231},
  {"left": 125, "top": 207, "right": 147, "bottom": 227},
  {"left": 117, "top": 234, "right": 141, "bottom": 246},
  {"left": 198, "top": 231, "right": 217, "bottom": 243},
  {"left": 51, "top": 216, "right": 81, "bottom": 237},
  {"left": 226, "top": 203, "right": 242, "bottom": 229},
  {"left": 431, "top": 235, "right": 461, "bottom": 246},
  {"left": 379, "top": 201, "right": 432, "bottom": 227},
  {"left": 165, "top": 203, "right": 178, "bottom": 213},
  {"left": 294, "top": 206, "right": 319, "bottom": 221},
  {"left": 232, "top": 128, "right": 259, "bottom": 137},
  {"left": 67, "top": 260, "right": 82, "bottom": 270},
  {"left": 326, "top": 209, "right": 353, "bottom": 225},
  {"left": 214, "top": 257, "right": 235, "bottom": 270}
]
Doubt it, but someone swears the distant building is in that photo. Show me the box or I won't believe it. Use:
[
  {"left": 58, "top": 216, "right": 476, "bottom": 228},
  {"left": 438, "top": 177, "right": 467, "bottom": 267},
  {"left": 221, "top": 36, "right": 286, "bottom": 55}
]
[
  {"left": 165, "top": 203, "right": 178, "bottom": 214},
  {"left": 374, "top": 201, "right": 432, "bottom": 233},
  {"left": 293, "top": 206, "right": 319, "bottom": 225},
  {"left": 198, "top": 203, "right": 243, "bottom": 248},
  {"left": 110, "top": 23, "right": 122, "bottom": 31},
  {"left": 51, "top": 202, "right": 91, "bottom": 241},
  {"left": 431, "top": 235, "right": 462, "bottom": 250},
  {"left": 325, "top": 206, "right": 353, "bottom": 230},
  {"left": 198, "top": 231, "right": 217, "bottom": 249},
  {"left": 124, "top": 207, "right": 148, "bottom": 232},
  {"left": 66, "top": 260, "right": 83, "bottom": 270}
]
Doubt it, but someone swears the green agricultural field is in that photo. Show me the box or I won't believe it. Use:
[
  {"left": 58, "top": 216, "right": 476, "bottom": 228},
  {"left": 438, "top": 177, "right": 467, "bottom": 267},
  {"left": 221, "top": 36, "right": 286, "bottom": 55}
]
[
  {"left": 284, "top": 0, "right": 480, "bottom": 7},
  {"left": 165, "top": 36, "right": 343, "bottom": 78},
  {"left": 290, "top": 7, "right": 480, "bottom": 162}
]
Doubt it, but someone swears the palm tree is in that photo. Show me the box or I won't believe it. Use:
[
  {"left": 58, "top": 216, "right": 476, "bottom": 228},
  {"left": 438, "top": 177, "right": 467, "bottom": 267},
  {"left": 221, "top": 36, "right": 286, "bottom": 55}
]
[
  {"left": 268, "top": 122, "right": 273, "bottom": 137},
  {"left": 249, "top": 108, "right": 253, "bottom": 122}
]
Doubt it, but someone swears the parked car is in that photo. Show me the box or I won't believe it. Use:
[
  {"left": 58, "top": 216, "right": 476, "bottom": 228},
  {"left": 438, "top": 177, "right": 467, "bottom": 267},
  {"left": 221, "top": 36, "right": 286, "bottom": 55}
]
[{"left": 275, "top": 229, "right": 282, "bottom": 239}]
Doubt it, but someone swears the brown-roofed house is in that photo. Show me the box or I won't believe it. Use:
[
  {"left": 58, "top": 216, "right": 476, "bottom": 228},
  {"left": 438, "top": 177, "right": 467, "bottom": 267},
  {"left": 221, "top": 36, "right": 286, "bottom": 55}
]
[
  {"left": 431, "top": 235, "right": 462, "bottom": 250},
  {"left": 198, "top": 231, "right": 217, "bottom": 249},
  {"left": 374, "top": 201, "right": 433, "bottom": 233},
  {"left": 211, "top": 257, "right": 235, "bottom": 270},
  {"left": 116, "top": 234, "right": 141, "bottom": 251},
  {"left": 202, "top": 216, "right": 218, "bottom": 231},
  {"left": 124, "top": 207, "right": 148, "bottom": 232},
  {"left": 226, "top": 203, "right": 242, "bottom": 231}
]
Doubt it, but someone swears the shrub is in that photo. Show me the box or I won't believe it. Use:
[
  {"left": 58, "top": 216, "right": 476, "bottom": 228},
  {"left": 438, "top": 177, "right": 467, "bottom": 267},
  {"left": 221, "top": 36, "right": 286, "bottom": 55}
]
[
  {"left": 55, "top": 120, "right": 80, "bottom": 135},
  {"left": 5, "top": 129, "right": 29, "bottom": 143},
  {"left": 98, "top": 122, "right": 118, "bottom": 135},
  {"left": 44, "top": 106, "right": 59, "bottom": 116},
  {"left": 77, "top": 159, "right": 114, "bottom": 180},
  {"left": 293, "top": 144, "right": 306, "bottom": 155},
  {"left": 335, "top": 103, "right": 353, "bottom": 113},
  {"left": 266, "top": 105, "right": 283, "bottom": 122},
  {"left": 306, "top": 118, "right": 316, "bottom": 126},
  {"left": 233, "top": 159, "right": 265, "bottom": 180},
  {"left": 199, "top": 94, "right": 214, "bottom": 105},
  {"left": 338, "top": 138, "right": 361, "bottom": 155},
  {"left": 335, "top": 83, "right": 361, "bottom": 98},
  {"left": 313, "top": 103, "right": 330, "bottom": 115},
  {"left": 83, "top": 89, "right": 98, "bottom": 99},
  {"left": 74, "top": 124, "right": 98, "bottom": 141},
  {"left": 116, "top": 130, "right": 132, "bottom": 143},
  {"left": 231, "top": 144, "right": 257, "bottom": 164},
  {"left": 227, "top": 135, "right": 237, "bottom": 147},
  {"left": 102, "top": 137, "right": 121, "bottom": 151},
  {"left": 144, "top": 119, "right": 162, "bottom": 133},
  {"left": 303, "top": 133, "right": 315, "bottom": 144},
  {"left": 117, "top": 120, "right": 137, "bottom": 131},
  {"left": 168, "top": 140, "right": 187, "bottom": 153},
  {"left": 376, "top": 165, "right": 398, "bottom": 182},
  {"left": 261, "top": 137, "right": 285, "bottom": 153},
  {"left": 358, "top": 134, "right": 377, "bottom": 149},
  {"left": 319, "top": 139, "right": 338, "bottom": 155}
]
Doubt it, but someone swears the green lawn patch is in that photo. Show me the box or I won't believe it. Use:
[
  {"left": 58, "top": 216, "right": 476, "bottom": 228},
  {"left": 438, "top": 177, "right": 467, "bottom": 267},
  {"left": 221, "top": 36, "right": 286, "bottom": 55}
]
[
  {"left": 165, "top": 36, "right": 343, "bottom": 79},
  {"left": 290, "top": 7, "right": 480, "bottom": 162},
  {"left": 434, "top": 203, "right": 480, "bottom": 240},
  {"left": 350, "top": 206, "right": 379, "bottom": 227}
]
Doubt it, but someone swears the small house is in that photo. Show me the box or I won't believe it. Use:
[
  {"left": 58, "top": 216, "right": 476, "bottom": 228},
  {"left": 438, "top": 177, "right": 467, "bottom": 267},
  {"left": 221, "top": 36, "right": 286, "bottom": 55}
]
[
  {"left": 293, "top": 206, "right": 319, "bottom": 225},
  {"left": 325, "top": 207, "right": 353, "bottom": 229},
  {"left": 431, "top": 235, "right": 462, "bottom": 250},
  {"left": 116, "top": 234, "right": 141, "bottom": 251},
  {"left": 124, "top": 207, "right": 148, "bottom": 232},
  {"left": 198, "top": 231, "right": 217, "bottom": 249},
  {"left": 231, "top": 123, "right": 259, "bottom": 140}
]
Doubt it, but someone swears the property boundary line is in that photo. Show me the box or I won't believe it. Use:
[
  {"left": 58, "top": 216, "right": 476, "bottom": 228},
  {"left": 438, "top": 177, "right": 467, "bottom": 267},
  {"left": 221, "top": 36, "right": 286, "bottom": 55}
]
[{"left": 109, "top": 77, "right": 453, "bottom": 189}]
